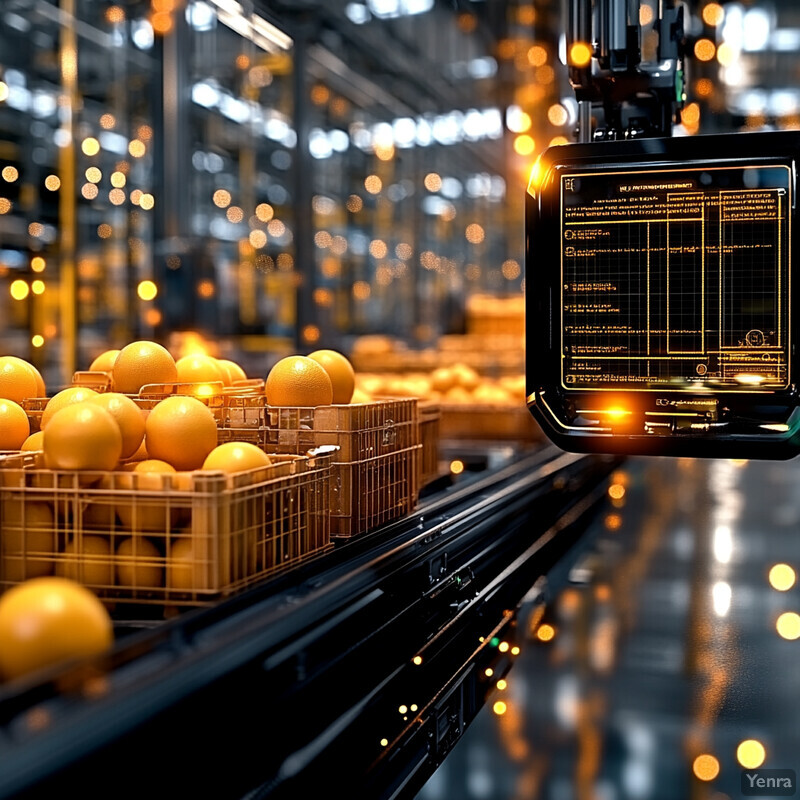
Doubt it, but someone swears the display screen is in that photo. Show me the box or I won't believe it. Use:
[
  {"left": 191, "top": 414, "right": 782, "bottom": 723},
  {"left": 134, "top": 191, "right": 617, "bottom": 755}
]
[{"left": 560, "top": 164, "right": 791, "bottom": 392}]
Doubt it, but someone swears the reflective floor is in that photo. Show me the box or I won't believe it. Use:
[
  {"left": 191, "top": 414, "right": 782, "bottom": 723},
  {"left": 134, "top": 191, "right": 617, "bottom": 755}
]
[{"left": 416, "top": 456, "right": 800, "bottom": 800}]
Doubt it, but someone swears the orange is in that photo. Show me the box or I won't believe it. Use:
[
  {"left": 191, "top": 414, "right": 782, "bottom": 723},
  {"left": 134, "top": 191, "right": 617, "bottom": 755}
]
[
  {"left": 430, "top": 367, "right": 456, "bottom": 394},
  {"left": 0, "top": 399, "right": 30, "bottom": 449},
  {"left": 175, "top": 354, "right": 227, "bottom": 386},
  {"left": 43, "top": 402, "right": 122, "bottom": 471},
  {"left": 88, "top": 392, "right": 146, "bottom": 459},
  {"left": 1, "top": 499, "right": 56, "bottom": 580},
  {"left": 0, "top": 576, "right": 113, "bottom": 680},
  {"left": 145, "top": 395, "right": 218, "bottom": 470},
  {"left": 116, "top": 459, "right": 178, "bottom": 531},
  {"left": 128, "top": 437, "right": 149, "bottom": 461},
  {"left": 3, "top": 356, "right": 45, "bottom": 397},
  {"left": 0, "top": 356, "right": 39, "bottom": 403},
  {"left": 89, "top": 349, "right": 120, "bottom": 373},
  {"left": 218, "top": 359, "right": 247, "bottom": 383},
  {"left": 112, "top": 340, "right": 178, "bottom": 394},
  {"left": 116, "top": 537, "right": 163, "bottom": 588},
  {"left": 307, "top": 349, "right": 355, "bottom": 404},
  {"left": 41, "top": 386, "right": 99, "bottom": 429},
  {"left": 21, "top": 430, "right": 45, "bottom": 451},
  {"left": 167, "top": 537, "right": 209, "bottom": 592},
  {"left": 57, "top": 536, "right": 114, "bottom": 586},
  {"left": 452, "top": 363, "right": 480, "bottom": 391},
  {"left": 265, "top": 355, "right": 333, "bottom": 407},
  {"left": 202, "top": 442, "right": 272, "bottom": 473}
]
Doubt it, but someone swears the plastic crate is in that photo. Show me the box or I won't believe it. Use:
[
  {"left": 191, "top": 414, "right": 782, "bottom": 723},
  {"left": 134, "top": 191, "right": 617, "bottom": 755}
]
[
  {"left": 419, "top": 401, "right": 441, "bottom": 488},
  {"left": 0, "top": 448, "right": 333, "bottom": 605},
  {"left": 438, "top": 404, "right": 544, "bottom": 442},
  {"left": 330, "top": 445, "right": 422, "bottom": 538},
  {"left": 218, "top": 399, "right": 422, "bottom": 537}
]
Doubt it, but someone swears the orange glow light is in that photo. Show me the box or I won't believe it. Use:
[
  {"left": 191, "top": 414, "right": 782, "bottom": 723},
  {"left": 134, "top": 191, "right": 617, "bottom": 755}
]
[
  {"left": 536, "top": 624, "right": 555, "bottom": 642},
  {"left": 527, "top": 45, "right": 547, "bottom": 67},
  {"left": 514, "top": 135, "right": 536, "bottom": 156},
  {"left": 694, "top": 39, "right": 716, "bottom": 62},
  {"left": 692, "top": 754, "right": 720, "bottom": 781},
  {"left": 569, "top": 42, "right": 593, "bottom": 68},
  {"left": 702, "top": 3, "right": 725, "bottom": 27}
]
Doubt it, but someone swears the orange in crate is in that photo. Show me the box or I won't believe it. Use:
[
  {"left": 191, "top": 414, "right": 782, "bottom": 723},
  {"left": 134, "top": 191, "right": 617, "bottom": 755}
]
[
  {"left": 219, "top": 398, "right": 422, "bottom": 538},
  {"left": 0, "top": 449, "right": 333, "bottom": 605}
]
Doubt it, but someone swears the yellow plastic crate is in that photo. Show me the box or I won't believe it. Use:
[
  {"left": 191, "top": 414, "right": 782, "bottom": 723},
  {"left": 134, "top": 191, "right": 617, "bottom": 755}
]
[{"left": 0, "top": 448, "right": 332, "bottom": 605}]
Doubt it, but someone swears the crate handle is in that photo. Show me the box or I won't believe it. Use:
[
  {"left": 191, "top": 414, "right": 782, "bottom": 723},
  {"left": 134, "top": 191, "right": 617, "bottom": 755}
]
[{"left": 305, "top": 444, "right": 339, "bottom": 467}]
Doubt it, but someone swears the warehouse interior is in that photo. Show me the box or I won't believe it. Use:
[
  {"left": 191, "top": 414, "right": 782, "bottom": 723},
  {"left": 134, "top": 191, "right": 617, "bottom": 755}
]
[{"left": 0, "top": 1, "right": 799, "bottom": 799}]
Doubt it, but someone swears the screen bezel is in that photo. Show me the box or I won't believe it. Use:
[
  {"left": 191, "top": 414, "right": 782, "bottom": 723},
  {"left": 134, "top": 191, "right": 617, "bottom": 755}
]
[{"left": 526, "top": 131, "right": 800, "bottom": 458}]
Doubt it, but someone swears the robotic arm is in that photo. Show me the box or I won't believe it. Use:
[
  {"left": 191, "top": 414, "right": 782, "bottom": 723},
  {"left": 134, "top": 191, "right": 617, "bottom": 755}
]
[{"left": 567, "top": 0, "right": 685, "bottom": 141}]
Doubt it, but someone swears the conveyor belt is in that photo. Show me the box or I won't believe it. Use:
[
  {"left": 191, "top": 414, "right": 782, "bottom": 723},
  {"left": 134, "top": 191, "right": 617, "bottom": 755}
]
[{"left": 0, "top": 446, "right": 620, "bottom": 800}]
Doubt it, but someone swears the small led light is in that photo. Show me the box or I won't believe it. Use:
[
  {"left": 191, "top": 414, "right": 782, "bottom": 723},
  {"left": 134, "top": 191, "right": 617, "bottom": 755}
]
[
  {"left": 498, "top": 641, "right": 510, "bottom": 653},
  {"left": 412, "top": 655, "right": 422, "bottom": 665},
  {"left": 398, "top": 705, "right": 407, "bottom": 714},
  {"left": 485, "top": 667, "right": 494, "bottom": 677},
  {"left": 536, "top": 624, "right": 555, "bottom": 642},
  {"left": 496, "top": 679, "right": 507, "bottom": 690}
]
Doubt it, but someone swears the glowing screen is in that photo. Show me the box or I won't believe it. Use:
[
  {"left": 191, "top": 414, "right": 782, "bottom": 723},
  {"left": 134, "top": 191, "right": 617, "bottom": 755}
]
[{"left": 560, "top": 165, "right": 791, "bottom": 391}]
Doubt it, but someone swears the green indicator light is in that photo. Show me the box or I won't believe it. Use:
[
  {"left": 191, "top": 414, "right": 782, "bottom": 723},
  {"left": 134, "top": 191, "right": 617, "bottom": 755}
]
[{"left": 490, "top": 637, "right": 500, "bottom": 647}]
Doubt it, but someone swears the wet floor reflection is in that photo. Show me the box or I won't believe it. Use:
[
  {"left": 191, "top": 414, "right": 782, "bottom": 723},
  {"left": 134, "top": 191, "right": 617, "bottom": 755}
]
[{"left": 416, "top": 457, "right": 800, "bottom": 800}]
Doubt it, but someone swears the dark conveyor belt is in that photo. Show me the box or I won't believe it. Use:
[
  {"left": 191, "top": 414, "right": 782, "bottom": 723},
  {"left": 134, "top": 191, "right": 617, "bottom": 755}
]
[{"left": 0, "top": 446, "right": 620, "bottom": 800}]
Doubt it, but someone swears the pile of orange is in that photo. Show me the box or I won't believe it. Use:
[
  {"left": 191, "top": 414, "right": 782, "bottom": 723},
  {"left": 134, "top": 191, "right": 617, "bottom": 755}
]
[
  {"left": 265, "top": 349, "right": 355, "bottom": 407},
  {"left": 86, "top": 340, "right": 250, "bottom": 396},
  {"left": 0, "top": 355, "right": 46, "bottom": 451},
  {"left": 354, "top": 365, "right": 526, "bottom": 406}
]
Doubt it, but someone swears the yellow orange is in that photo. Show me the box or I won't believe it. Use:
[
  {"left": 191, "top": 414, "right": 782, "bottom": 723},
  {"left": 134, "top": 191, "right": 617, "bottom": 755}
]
[
  {"left": 168, "top": 538, "right": 209, "bottom": 592},
  {"left": 57, "top": 536, "right": 114, "bottom": 586},
  {"left": 0, "top": 356, "right": 39, "bottom": 403},
  {"left": 116, "top": 537, "right": 163, "bottom": 588},
  {"left": 1, "top": 499, "right": 56, "bottom": 580},
  {"left": 3, "top": 356, "right": 45, "bottom": 397},
  {"left": 430, "top": 367, "right": 456, "bottom": 394},
  {"left": 0, "top": 576, "right": 113, "bottom": 680},
  {"left": 175, "top": 354, "right": 227, "bottom": 386},
  {"left": 265, "top": 355, "right": 333, "bottom": 407},
  {"left": 218, "top": 359, "right": 247, "bottom": 383},
  {"left": 116, "top": 459, "right": 178, "bottom": 531},
  {"left": 202, "top": 442, "right": 272, "bottom": 473},
  {"left": 89, "top": 349, "right": 120, "bottom": 373},
  {"left": 43, "top": 402, "right": 122, "bottom": 471},
  {"left": 0, "top": 399, "right": 30, "bottom": 450},
  {"left": 128, "top": 437, "right": 149, "bottom": 461},
  {"left": 41, "top": 386, "right": 100, "bottom": 429},
  {"left": 307, "top": 349, "right": 355, "bottom": 404},
  {"left": 88, "top": 392, "right": 146, "bottom": 459},
  {"left": 112, "top": 340, "right": 178, "bottom": 394},
  {"left": 145, "top": 395, "right": 218, "bottom": 470},
  {"left": 452, "top": 363, "right": 480, "bottom": 391},
  {"left": 21, "top": 431, "right": 45, "bottom": 451}
]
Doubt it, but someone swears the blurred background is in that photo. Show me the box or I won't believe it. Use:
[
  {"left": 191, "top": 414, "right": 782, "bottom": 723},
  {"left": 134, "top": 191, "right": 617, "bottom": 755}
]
[{"left": 4, "top": 0, "right": 796, "bottom": 387}]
